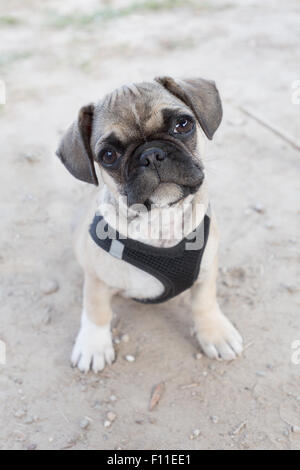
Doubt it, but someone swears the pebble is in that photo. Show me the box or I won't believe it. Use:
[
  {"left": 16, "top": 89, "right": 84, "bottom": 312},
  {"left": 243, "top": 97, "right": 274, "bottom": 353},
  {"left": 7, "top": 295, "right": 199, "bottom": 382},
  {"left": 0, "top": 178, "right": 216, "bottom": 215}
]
[
  {"left": 42, "top": 306, "right": 52, "bottom": 324},
  {"left": 22, "top": 153, "right": 40, "bottom": 164},
  {"left": 125, "top": 354, "right": 135, "bottom": 362},
  {"left": 24, "top": 416, "right": 35, "bottom": 425},
  {"left": 79, "top": 417, "right": 91, "bottom": 430},
  {"left": 40, "top": 279, "right": 59, "bottom": 295},
  {"left": 256, "top": 371, "right": 266, "bottom": 377},
  {"left": 92, "top": 400, "right": 102, "bottom": 410},
  {"left": 281, "top": 284, "right": 297, "bottom": 294},
  {"left": 291, "top": 425, "right": 300, "bottom": 433},
  {"left": 110, "top": 394, "right": 117, "bottom": 402},
  {"left": 121, "top": 334, "right": 130, "bottom": 343},
  {"left": 14, "top": 408, "right": 27, "bottom": 419},
  {"left": 26, "top": 443, "right": 37, "bottom": 450},
  {"left": 13, "top": 377, "right": 23, "bottom": 385},
  {"left": 190, "top": 429, "right": 201, "bottom": 440},
  {"left": 107, "top": 411, "right": 117, "bottom": 422},
  {"left": 251, "top": 203, "right": 265, "bottom": 214},
  {"left": 210, "top": 416, "right": 219, "bottom": 424},
  {"left": 104, "top": 420, "right": 112, "bottom": 428},
  {"left": 194, "top": 353, "right": 202, "bottom": 360},
  {"left": 66, "top": 433, "right": 81, "bottom": 447}
]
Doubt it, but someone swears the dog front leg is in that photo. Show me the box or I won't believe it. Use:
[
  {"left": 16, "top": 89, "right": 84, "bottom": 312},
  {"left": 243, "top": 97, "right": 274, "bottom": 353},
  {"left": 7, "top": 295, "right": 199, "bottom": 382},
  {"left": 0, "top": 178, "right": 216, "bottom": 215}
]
[
  {"left": 191, "top": 255, "right": 243, "bottom": 360},
  {"left": 71, "top": 273, "right": 116, "bottom": 373}
]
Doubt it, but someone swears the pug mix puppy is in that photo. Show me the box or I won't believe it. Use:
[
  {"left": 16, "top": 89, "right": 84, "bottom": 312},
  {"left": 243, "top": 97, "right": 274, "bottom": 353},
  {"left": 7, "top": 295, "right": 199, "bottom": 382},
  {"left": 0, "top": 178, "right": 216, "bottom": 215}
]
[{"left": 57, "top": 76, "right": 243, "bottom": 373}]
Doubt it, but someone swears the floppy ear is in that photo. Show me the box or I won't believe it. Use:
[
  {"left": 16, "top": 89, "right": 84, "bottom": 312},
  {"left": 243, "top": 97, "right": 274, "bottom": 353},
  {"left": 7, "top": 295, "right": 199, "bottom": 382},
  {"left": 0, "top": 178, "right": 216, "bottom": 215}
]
[
  {"left": 56, "top": 104, "right": 98, "bottom": 185},
  {"left": 155, "top": 76, "right": 223, "bottom": 140}
]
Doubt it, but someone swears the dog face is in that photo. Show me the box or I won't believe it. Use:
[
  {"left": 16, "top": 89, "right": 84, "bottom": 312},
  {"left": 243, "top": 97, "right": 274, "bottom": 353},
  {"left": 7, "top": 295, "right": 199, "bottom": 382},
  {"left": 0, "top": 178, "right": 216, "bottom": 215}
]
[{"left": 57, "top": 77, "right": 222, "bottom": 207}]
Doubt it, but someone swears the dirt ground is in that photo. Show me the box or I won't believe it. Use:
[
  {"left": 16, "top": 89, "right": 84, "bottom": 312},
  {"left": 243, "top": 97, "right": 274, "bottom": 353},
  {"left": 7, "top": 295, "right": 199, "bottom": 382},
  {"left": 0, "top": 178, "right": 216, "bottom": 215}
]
[{"left": 0, "top": 0, "right": 300, "bottom": 451}]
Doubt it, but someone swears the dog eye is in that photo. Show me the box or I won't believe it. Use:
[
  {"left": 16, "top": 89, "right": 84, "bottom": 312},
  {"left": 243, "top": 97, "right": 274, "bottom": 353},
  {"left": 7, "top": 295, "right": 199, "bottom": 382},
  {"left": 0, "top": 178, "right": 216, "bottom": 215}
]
[
  {"left": 99, "top": 148, "right": 121, "bottom": 166},
  {"left": 173, "top": 116, "right": 195, "bottom": 135}
]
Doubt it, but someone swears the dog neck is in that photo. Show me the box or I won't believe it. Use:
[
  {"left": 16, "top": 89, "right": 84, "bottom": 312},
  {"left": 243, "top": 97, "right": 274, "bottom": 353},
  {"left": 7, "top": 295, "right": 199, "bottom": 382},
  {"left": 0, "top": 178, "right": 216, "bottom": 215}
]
[{"left": 95, "top": 181, "right": 210, "bottom": 248}]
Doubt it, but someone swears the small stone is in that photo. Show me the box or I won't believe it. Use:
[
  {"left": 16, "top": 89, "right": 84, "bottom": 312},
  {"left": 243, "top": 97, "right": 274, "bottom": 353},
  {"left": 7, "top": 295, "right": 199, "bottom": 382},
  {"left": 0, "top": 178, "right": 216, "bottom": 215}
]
[
  {"left": 281, "top": 284, "right": 297, "bottom": 294},
  {"left": 110, "top": 394, "right": 117, "bottom": 402},
  {"left": 291, "top": 425, "right": 300, "bottom": 433},
  {"left": 251, "top": 203, "right": 265, "bottom": 214},
  {"left": 104, "top": 420, "right": 111, "bottom": 428},
  {"left": 40, "top": 279, "right": 59, "bottom": 295},
  {"left": 79, "top": 417, "right": 91, "bottom": 430},
  {"left": 13, "top": 377, "right": 23, "bottom": 385},
  {"left": 49, "top": 437, "right": 54, "bottom": 443},
  {"left": 113, "top": 337, "right": 120, "bottom": 344},
  {"left": 256, "top": 370, "right": 266, "bottom": 377},
  {"left": 190, "top": 429, "right": 201, "bottom": 440},
  {"left": 42, "top": 306, "right": 52, "bottom": 324},
  {"left": 92, "top": 400, "right": 102, "bottom": 410},
  {"left": 210, "top": 416, "right": 219, "bottom": 424},
  {"left": 107, "top": 411, "right": 117, "bottom": 422},
  {"left": 24, "top": 416, "right": 34, "bottom": 425},
  {"left": 66, "top": 433, "right": 81, "bottom": 447},
  {"left": 121, "top": 334, "right": 130, "bottom": 343},
  {"left": 26, "top": 443, "right": 37, "bottom": 450},
  {"left": 194, "top": 353, "right": 202, "bottom": 360},
  {"left": 22, "top": 152, "right": 40, "bottom": 164},
  {"left": 14, "top": 408, "right": 27, "bottom": 419},
  {"left": 125, "top": 354, "right": 135, "bottom": 362}
]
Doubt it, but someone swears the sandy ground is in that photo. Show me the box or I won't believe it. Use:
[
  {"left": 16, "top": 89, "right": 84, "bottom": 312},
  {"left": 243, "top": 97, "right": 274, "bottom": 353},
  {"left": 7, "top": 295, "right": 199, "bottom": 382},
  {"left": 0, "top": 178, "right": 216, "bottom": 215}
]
[{"left": 0, "top": 0, "right": 300, "bottom": 451}]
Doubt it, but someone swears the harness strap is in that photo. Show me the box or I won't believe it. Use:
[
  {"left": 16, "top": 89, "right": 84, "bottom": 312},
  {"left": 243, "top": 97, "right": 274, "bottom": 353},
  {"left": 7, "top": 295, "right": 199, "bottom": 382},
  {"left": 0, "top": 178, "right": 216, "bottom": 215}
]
[{"left": 89, "top": 210, "right": 210, "bottom": 303}]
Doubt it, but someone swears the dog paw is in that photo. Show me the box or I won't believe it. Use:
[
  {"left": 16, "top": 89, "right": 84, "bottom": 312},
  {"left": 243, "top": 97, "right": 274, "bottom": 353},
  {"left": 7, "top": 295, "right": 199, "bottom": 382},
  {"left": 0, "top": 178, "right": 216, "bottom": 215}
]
[
  {"left": 195, "top": 308, "right": 243, "bottom": 361},
  {"left": 71, "top": 313, "right": 115, "bottom": 373}
]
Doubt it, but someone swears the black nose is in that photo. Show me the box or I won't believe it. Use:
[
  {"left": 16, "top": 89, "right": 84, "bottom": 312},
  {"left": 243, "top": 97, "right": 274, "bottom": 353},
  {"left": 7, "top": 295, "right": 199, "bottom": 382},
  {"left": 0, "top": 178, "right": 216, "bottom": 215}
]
[{"left": 139, "top": 147, "right": 166, "bottom": 167}]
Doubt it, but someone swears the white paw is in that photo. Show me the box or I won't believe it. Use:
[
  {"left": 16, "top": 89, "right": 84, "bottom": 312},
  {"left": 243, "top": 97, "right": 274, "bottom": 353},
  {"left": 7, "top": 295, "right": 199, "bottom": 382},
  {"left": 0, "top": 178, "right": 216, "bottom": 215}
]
[
  {"left": 71, "top": 311, "right": 115, "bottom": 373},
  {"left": 195, "top": 308, "right": 243, "bottom": 361}
]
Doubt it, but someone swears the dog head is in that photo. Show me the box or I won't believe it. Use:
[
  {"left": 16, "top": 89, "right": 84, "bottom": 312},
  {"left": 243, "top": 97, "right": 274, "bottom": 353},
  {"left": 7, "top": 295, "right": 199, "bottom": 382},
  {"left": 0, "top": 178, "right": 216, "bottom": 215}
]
[{"left": 57, "top": 77, "right": 222, "bottom": 207}]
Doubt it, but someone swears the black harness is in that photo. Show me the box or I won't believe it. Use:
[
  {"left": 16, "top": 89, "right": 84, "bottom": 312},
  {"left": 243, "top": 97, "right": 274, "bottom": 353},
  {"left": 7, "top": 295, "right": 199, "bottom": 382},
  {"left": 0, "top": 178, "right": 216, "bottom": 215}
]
[{"left": 89, "top": 210, "right": 210, "bottom": 304}]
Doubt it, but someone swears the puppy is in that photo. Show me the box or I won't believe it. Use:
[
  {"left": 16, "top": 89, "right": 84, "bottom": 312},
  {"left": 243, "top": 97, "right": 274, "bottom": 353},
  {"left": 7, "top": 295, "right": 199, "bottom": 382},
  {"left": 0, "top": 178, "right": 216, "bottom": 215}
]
[{"left": 57, "top": 77, "right": 243, "bottom": 373}]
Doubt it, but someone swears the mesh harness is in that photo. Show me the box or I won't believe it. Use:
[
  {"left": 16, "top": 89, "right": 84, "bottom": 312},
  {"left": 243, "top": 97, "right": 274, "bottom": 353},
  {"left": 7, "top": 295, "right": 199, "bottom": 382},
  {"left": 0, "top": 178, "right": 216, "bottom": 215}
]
[{"left": 89, "top": 209, "right": 210, "bottom": 304}]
